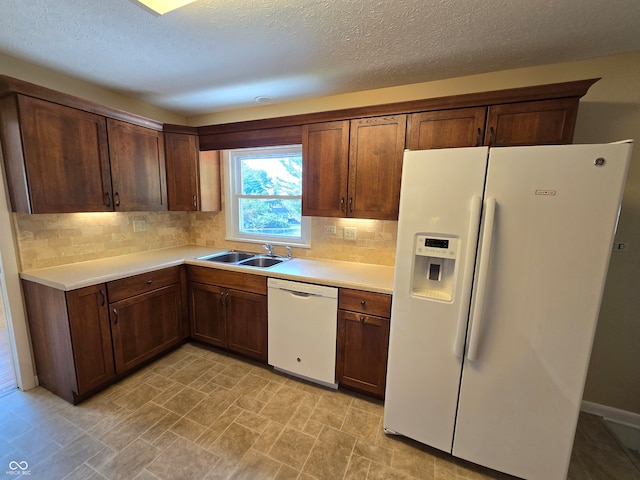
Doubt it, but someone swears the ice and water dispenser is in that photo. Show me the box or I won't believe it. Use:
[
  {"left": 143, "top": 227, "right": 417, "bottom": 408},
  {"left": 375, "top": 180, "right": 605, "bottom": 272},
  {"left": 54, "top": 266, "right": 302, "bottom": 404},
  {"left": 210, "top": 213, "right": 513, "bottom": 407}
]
[{"left": 411, "top": 234, "right": 458, "bottom": 302}]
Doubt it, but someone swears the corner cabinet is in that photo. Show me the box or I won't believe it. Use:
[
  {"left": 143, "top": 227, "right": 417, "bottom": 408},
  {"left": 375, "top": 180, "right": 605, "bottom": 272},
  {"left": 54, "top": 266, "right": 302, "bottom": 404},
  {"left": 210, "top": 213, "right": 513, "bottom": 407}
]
[
  {"left": 302, "top": 115, "right": 406, "bottom": 220},
  {"left": 164, "top": 128, "right": 222, "bottom": 212},
  {"left": 0, "top": 76, "right": 167, "bottom": 213},
  {"left": 187, "top": 266, "right": 268, "bottom": 362},
  {"left": 21, "top": 266, "right": 187, "bottom": 404},
  {"left": 336, "top": 288, "right": 392, "bottom": 398}
]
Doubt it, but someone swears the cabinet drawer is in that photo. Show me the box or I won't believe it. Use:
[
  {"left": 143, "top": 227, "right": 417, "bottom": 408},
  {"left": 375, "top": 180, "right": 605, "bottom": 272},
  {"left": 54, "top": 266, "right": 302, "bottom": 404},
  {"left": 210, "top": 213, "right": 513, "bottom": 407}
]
[
  {"left": 107, "top": 266, "right": 181, "bottom": 303},
  {"left": 338, "top": 288, "right": 391, "bottom": 318}
]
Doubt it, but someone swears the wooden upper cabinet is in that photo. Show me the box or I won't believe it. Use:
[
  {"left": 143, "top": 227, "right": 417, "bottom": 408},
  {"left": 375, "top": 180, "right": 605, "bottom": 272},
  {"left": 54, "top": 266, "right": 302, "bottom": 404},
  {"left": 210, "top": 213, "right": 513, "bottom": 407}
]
[
  {"left": 165, "top": 132, "right": 200, "bottom": 211},
  {"left": 302, "top": 121, "right": 350, "bottom": 217},
  {"left": 15, "top": 96, "right": 113, "bottom": 213},
  {"left": 348, "top": 115, "right": 406, "bottom": 220},
  {"left": 485, "top": 98, "right": 579, "bottom": 146},
  {"left": 107, "top": 119, "right": 167, "bottom": 211},
  {"left": 406, "top": 107, "right": 487, "bottom": 150}
]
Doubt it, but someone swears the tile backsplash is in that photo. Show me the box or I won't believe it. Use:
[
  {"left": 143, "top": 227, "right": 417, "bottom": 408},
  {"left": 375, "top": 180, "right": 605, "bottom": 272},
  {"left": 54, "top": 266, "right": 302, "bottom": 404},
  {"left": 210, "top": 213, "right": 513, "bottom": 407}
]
[{"left": 14, "top": 211, "right": 397, "bottom": 271}]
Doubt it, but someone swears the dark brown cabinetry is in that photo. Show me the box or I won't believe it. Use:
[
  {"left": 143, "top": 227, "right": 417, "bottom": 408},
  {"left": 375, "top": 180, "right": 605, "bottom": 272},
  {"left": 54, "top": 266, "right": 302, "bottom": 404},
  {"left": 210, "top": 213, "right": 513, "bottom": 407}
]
[
  {"left": 106, "top": 119, "right": 167, "bottom": 211},
  {"left": 164, "top": 129, "right": 222, "bottom": 212},
  {"left": 302, "top": 115, "right": 406, "bottom": 220},
  {"left": 4, "top": 96, "right": 113, "bottom": 213},
  {"left": 336, "top": 288, "right": 392, "bottom": 398},
  {"left": 21, "top": 266, "right": 186, "bottom": 404},
  {"left": 188, "top": 266, "right": 268, "bottom": 362},
  {"left": 406, "top": 107, "right": 487, "bottom": 150},
  {"left": 0, "top": 76, "right": 167, "bottom": 214},
  {"left": 406, "top": 98, "right": 581, "bottom": 150},
  {"left": 108, "top": 267, "right": 185, "bottom": 373},
  {"left": 22, "top": 281, "right": 116, "bottom": 404}
]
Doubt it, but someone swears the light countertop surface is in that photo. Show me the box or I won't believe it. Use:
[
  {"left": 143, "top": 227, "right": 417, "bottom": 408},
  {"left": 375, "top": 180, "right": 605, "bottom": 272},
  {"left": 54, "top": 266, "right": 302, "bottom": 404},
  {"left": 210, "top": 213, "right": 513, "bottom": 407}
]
[{"left": 20, "top": 245, "right": 395, "bottom": 294}]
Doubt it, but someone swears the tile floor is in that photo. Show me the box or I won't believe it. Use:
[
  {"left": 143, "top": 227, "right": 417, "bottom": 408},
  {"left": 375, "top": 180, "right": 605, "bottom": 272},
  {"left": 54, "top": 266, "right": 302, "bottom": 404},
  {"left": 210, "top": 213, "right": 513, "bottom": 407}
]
[{"left": 0, "top": 343, "right": 638, "bottom": 480}]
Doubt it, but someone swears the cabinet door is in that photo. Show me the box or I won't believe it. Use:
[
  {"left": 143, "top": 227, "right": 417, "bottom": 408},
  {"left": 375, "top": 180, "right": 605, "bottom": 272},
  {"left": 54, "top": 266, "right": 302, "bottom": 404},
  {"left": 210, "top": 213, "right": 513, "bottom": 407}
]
[
  {"left": 107, "top": 119, "right": 167, "bottom": 211},
  {"left": 18, "top": 96, "right": 112, "bottom": 213},
  {"left": 336, "top": 310, "right": 390, "bottom": 397},
  {"left": 67, "top": 285, "right": 115, "bottom": 394},
  {"left": 110, "top": 284, "right": 182, "bottom": 373},
  {"left": 406, "top": 107, "right": 487, "bottom": 150},
  {"left": 348, "top": 115, "right": 406, "bottom": 220},
  {"left": 302, "top": 121, "right": 350, "bottom": 217},
  {"left": 165, "top": 132, "right": 199, "bottom": 211},
  {"left": 485, "top": 98, "right": 579, "bottom": 146},
  {"left": 226, "top": 289, "right": 268, "bottom": 362},
  {"left": 188, "top": 282, "right": 227, "bottom": 348}
]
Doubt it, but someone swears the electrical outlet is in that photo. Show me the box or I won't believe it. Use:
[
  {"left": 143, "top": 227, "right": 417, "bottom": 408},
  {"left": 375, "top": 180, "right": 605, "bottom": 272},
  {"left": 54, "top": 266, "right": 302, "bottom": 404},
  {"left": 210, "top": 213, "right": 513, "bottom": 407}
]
[
  {"left": 613, "top": 241, "right": 629, "bottom": 252},
  {"left": 344, "top": 226, "right": 357, "bottom": 241},
  {"left": 133, "top": 219, "right": 146, "bottom": 232},
  {"left": 324, "top": 225, "right": 336, "bottom": 234}
]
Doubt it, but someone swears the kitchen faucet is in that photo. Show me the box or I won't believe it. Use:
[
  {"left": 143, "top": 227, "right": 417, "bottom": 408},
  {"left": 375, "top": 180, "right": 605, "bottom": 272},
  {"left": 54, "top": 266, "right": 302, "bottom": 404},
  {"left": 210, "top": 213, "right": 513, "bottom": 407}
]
[{"left": 263, "top": 243, "right": 274, "bottom": 256}]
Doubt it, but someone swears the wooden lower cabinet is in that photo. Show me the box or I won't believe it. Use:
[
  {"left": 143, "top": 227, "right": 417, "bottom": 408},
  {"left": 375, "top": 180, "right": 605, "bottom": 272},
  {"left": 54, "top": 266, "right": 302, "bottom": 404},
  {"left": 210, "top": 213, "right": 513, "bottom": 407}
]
[
  {"left": 188, "top": 266, "right": 268, "bottom": 362},
  {"left": 337, "top": 311, "right": 390, "bottom": 397},
  {"left": 22, "top": 266, "right": 187, "bottom": 404},
  {"left": 336, "top": 288, "right": 392, "bottom": 398},
  {"left": 22, "top": 281, "right": 116, "bottom": 404},
  {"left": 109, "top": 283, "right": 184, "bottom": 374}
]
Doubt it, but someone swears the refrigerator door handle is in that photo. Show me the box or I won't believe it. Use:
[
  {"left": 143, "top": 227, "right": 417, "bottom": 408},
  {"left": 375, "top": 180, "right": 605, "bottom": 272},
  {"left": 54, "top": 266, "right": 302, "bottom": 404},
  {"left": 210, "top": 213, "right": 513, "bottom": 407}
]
[
  {"left": 454, "top": 195, "right": 483, "bottom": 358},
  {"left": 466, "top": 197, "right": 497, "bottom": 362}
]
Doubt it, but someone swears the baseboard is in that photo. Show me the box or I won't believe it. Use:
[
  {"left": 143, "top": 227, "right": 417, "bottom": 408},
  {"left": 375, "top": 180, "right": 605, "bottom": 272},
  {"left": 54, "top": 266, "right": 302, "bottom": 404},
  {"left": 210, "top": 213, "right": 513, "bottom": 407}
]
[{"left": 582, "top": 400, "right": 640, "bottom": 429}]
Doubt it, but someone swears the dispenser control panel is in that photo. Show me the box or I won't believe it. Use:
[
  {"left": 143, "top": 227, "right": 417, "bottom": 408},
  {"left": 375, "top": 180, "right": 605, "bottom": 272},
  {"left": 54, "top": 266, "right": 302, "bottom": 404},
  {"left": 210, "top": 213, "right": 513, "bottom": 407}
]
[{"left": 415, "top": 235, "right": 458, "bottom": 259}]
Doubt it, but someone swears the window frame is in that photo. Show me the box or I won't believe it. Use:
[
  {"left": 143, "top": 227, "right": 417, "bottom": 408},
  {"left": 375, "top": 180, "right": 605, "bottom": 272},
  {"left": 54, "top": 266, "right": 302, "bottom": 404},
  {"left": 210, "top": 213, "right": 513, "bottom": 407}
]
[{"left": 223, "top": 144, "right": 310, "bottom": 247}]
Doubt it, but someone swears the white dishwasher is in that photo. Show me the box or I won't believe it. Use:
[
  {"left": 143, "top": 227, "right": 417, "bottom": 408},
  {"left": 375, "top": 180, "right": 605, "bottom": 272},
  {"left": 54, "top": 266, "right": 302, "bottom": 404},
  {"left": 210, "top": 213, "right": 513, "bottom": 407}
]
[{"left": 267, "top": 278, "right": 338, "bottom": 388}]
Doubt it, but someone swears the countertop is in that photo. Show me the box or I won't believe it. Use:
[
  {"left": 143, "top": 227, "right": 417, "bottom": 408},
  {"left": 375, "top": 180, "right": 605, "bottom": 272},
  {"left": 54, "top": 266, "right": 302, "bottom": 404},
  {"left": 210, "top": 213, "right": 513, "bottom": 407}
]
[{"left": 20, "top": 245, "right": 395, "bottom": 294}]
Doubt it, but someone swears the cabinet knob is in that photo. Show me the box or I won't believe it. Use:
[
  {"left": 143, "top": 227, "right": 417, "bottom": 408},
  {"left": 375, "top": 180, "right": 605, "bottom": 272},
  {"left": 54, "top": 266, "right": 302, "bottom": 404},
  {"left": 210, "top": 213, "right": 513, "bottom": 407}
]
[
  {"left": 359, "top": 316, "right": 365, "bottom": 323},
  {"left": 146, "top": 279, "right": 153, "bottom": 285},
  {"left": 360, "top": 299, "right": 366, "bottom": 306},
  {"left": 297, "top": 357, "right": 301, "bottom": 362}
]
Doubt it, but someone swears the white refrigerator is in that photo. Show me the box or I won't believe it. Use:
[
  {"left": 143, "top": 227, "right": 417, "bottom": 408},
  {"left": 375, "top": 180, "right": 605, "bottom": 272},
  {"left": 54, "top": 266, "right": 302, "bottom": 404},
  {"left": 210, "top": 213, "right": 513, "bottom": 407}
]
[{"left": 383, "top": 142, "right": 633, "bottom": 480}]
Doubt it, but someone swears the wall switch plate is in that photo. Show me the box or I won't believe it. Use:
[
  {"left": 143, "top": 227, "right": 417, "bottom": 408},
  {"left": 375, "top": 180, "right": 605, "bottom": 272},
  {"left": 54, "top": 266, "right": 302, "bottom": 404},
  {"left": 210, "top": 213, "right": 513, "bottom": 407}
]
[
  {"left": 133, "top": 219, "right": 146, "bottom": 232},
  {"left": 344, "top": 226, "right": 357, "bottom": 241},
  {"left": 324, "top": 225, "right": 336, "bottom": 234}
]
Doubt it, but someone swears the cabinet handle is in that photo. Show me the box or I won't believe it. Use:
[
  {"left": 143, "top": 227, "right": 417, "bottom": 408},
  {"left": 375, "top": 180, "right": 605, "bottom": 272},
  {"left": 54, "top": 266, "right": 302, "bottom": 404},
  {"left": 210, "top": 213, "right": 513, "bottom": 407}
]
[
  {"left": 193, "top": 194, "right": 197, "bottom": 208},
  {"left": 476, "top": 127, "right": 482, "bottom": 146},
  {"left": 112, "top": 308, "right": 118, "bottom": 324},
  {"left": 105, "top": 192, "right": 111, "bottom": 207},
  {"left": 340, "top": 197, "right": 345, "bottom": 212},
  {"left": 488, "top": 126, "right": 495, "bottom": 146},
  {"left": 114, "top": 192, "right": 121, "bottom": 207},
  {"left": 360, "top": 299, "right": 366, "bottom": 307},
  {"left": 349, "top": 197, "right": 353, "bottom": 212},
  {"left": 220, "top": 291, "right": 225, "bottom": 305},
  {"left": 146, "top": 279, "right": 153, "bottom": 285},
  {"left": 359, "top": 316, "right": 365, "bottom": 323},
  {"left": 99, "top": 289, "right": 106, "bottom": 307}
]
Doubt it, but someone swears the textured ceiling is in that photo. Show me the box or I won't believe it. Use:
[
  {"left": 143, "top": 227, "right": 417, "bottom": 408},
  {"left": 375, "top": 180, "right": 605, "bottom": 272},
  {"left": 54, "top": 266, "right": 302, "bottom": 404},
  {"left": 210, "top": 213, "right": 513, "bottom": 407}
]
[{"left": 1, "top": 0, "right": 640, "bottom": 116}]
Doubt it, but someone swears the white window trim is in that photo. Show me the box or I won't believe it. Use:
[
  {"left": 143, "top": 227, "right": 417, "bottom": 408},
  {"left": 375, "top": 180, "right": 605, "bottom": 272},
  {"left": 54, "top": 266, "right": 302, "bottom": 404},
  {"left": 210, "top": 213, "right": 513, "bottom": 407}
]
[{"left": 223, "top": 146, "right": 311, "bottom": 248}]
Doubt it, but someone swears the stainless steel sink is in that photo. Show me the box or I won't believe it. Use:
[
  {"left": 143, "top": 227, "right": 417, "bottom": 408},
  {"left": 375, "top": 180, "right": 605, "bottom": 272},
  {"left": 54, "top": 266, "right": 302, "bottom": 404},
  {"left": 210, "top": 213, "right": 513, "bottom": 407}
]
[
  {"left": 198, "top": 250, "right": 288, "bottom": 268},
  {"left": 201, "top": 251, "right": 255, "bottom": 263},
  {"left": 238, "top": 256, "right": 286, "bottom": 268}
]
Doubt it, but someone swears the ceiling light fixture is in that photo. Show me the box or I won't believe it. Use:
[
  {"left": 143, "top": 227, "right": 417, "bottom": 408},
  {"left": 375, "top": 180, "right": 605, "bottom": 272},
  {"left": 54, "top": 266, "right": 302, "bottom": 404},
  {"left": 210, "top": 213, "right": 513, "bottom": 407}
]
[{"left": 136, "top": 0, "right": 197, "bottom": 15}]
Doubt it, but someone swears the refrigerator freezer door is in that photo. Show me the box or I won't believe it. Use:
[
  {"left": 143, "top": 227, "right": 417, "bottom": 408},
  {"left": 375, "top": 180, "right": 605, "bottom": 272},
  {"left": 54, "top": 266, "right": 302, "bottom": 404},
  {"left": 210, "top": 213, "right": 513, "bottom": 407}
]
[
  {"left": 384, "top": 147, "right": 488, "bottom": 453},
  {"left": 452, "top": 142, "right": 632, "bottom": 480}
]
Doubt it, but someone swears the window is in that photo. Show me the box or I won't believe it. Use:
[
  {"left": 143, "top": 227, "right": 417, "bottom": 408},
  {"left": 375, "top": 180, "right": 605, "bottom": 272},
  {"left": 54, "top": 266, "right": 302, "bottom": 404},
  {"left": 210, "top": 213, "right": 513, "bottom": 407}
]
[{"left": 224, "top": 145, "right": 310, "bottom": 247}]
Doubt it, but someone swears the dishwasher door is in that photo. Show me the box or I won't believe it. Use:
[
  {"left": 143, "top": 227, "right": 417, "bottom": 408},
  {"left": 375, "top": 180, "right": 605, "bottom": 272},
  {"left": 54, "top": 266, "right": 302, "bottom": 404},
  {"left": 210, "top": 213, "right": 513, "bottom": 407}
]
[{"left": 267, "top": 278, "right": 338, "bottom": 387}]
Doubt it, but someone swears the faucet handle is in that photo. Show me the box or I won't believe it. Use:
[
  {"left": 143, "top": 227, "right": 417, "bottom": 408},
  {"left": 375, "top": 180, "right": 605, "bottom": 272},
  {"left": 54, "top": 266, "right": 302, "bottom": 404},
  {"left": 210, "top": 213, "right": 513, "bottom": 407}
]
[{"left": 286, "top": 246, "right": 292, "bottom": 258}]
